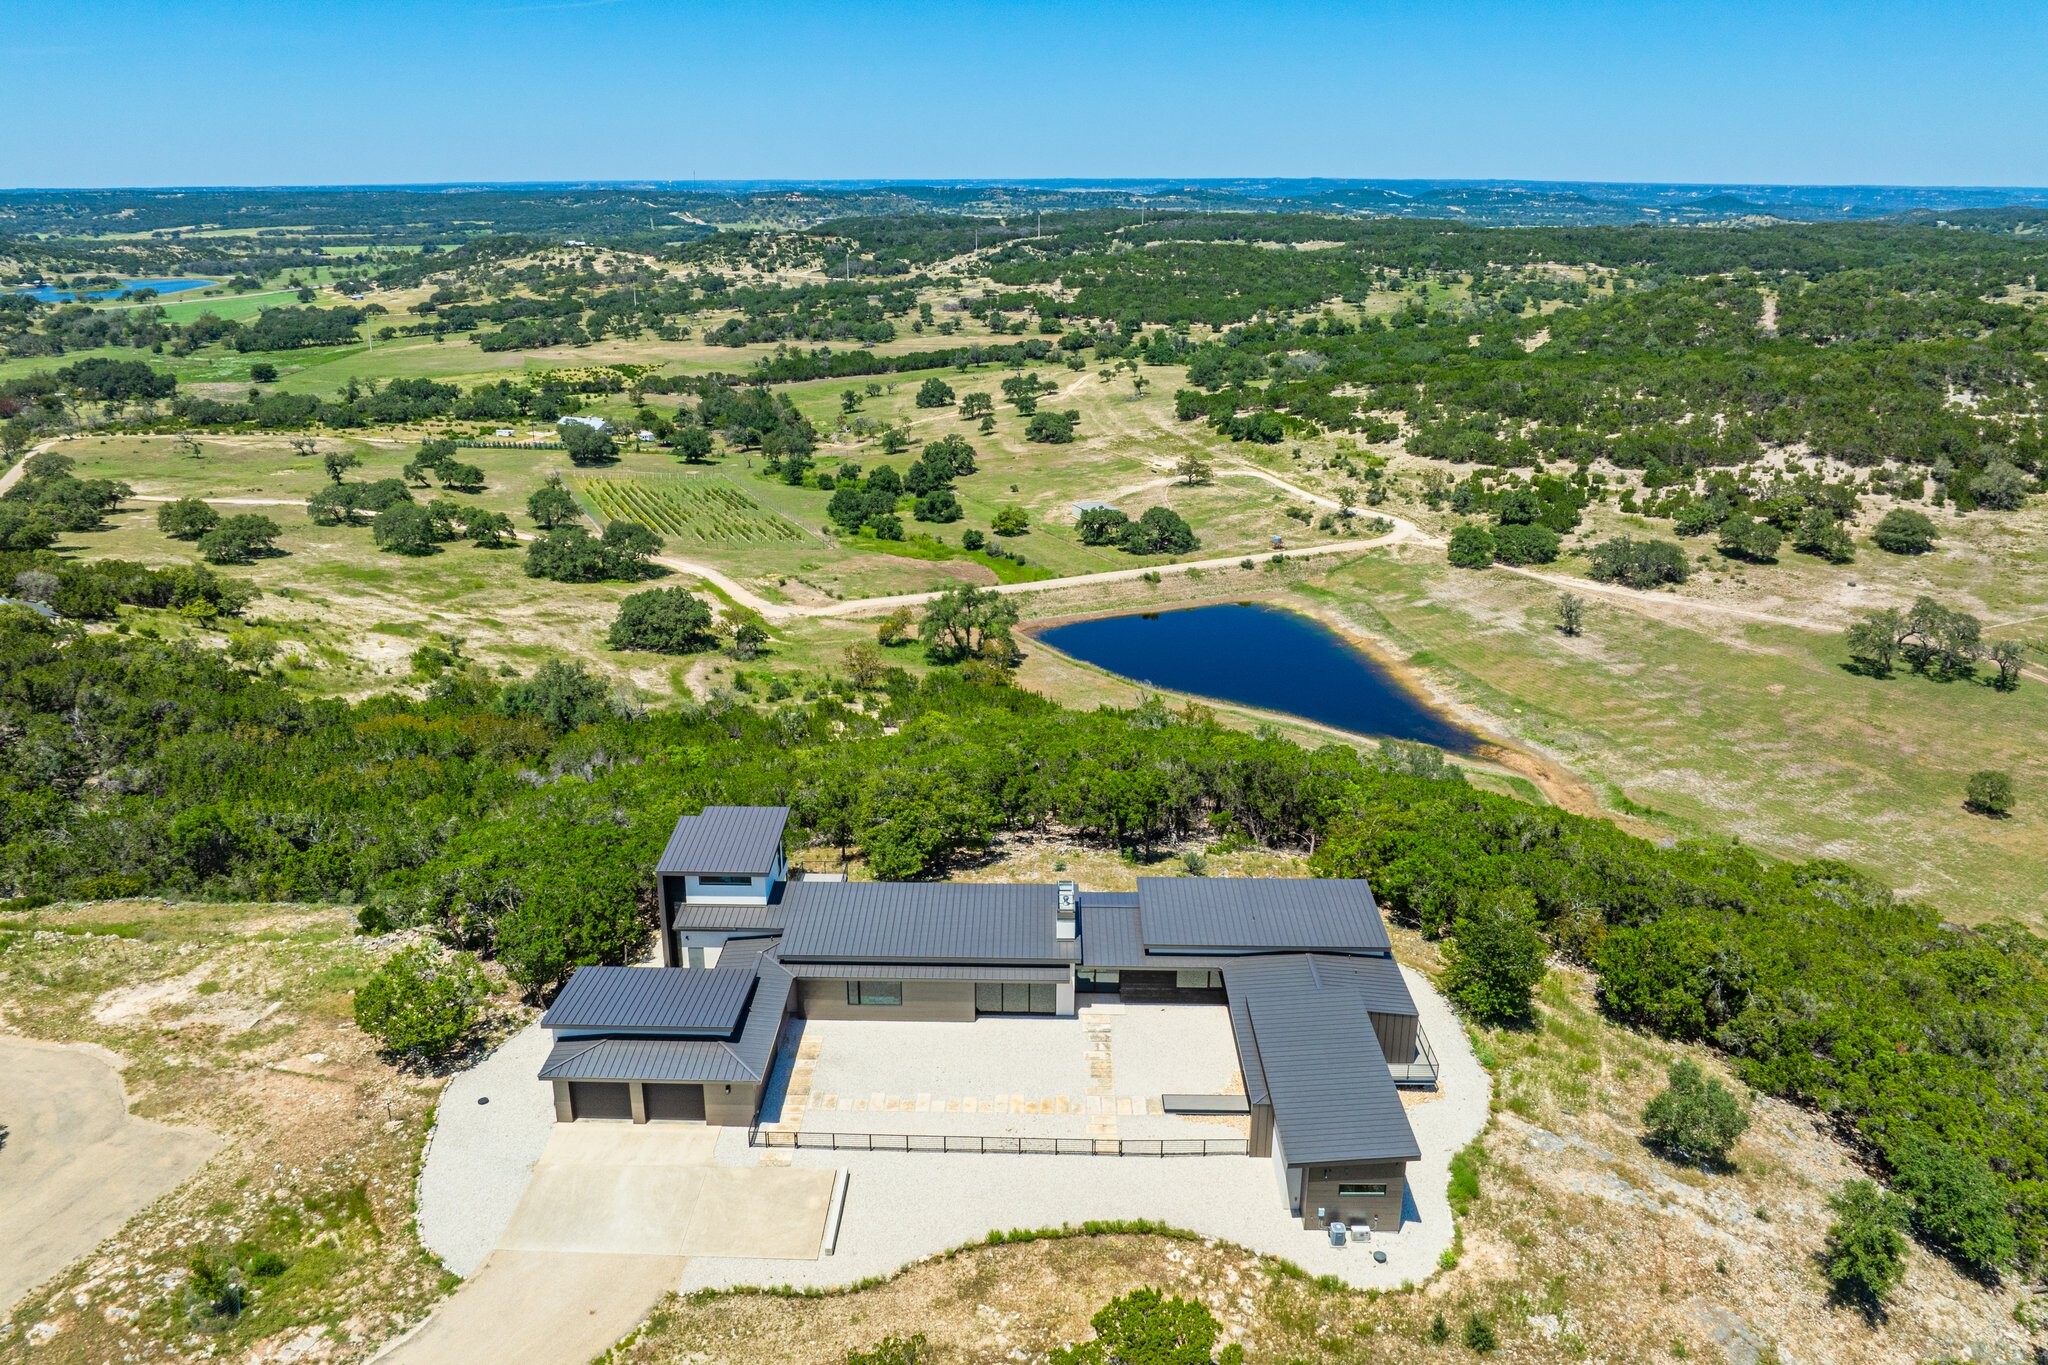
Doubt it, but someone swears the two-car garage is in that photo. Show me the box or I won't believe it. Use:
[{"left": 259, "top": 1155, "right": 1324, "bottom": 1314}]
[{"left": 562, "top": 1081, "right": 707, "bottom": 1123}]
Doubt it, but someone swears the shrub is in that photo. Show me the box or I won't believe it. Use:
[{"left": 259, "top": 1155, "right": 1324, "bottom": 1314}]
[
  {"left": 1890, "top": 1137, "right": 2017, "bottom": 1275},
  {"left": 248, "top": 362, "right": 278, "bottom": 383},
  {"left": 197, "top": 513, "right": 283, "bottom": 565},
  {"left": 846, "top": 1334, "right": 927, "bottom": 1365},
  {"left": 1823, "top": 1179, "right": 1909, "bottom": 1305},
  {"left": 1446, "top": 522, "right": 1497, "bottom": 569},
  {"left": 914, "top": 378, "right": 955, "bottom": 408},
  {"left": 1715, "top": 513, "right": 1781, "bottom": 562},
  {"left": 1076, "top": 505, "right": 1129, "bottom": 545},
  {"left": 1442, "top": 887, "right": 1547, "bottom": 1026},
  {"left": 1587, "top": 535, "right": 1688, "bottom": 588},
  {"left": 156, "top": 497, "right": 220, "bottom": 540},
  {"left": 372, "top": 502, "right": 443, "bottom": 556},
  {"left": 496, "top": 658, "right": 613, "bottom": 732},
  {"left": 1642, "top": 1058, "right": 1750, "bottom": 1164},
  {"left": 1116, "top": 505, "right": 1197, "bottom": 555},
  {"left": 960, "top": 528, "right": 986, "bottom": 551},
  {"left": 1025, "top": 409, "right": 1080, "bottom": 443},
  {"left": 1049, "top": 1287, "right": 1218, "bottom": 1365},
  {"left": 1872, "top": 508, "right": 1939, "bottom": 554},
  {"left": 1463, "top": 1314, "right": 1498, "bottom": 1353},
  {"left": 352, "top": 943, "right": 489, "bottom": 1062},
  {"left": 991, "top": 506, "right": 1029, "bottom": 536},
  {"left": 1964, "top": 770, "right": 2014, "bottom": 817},
  {"left": 608, "top": 587, "right": 716, "bottom": 654},
  {"left": 1970, "top": 461, "right": 2030, "bottom": 511},
  {"left": 1491, "top": 522, "right": 1560, "bottom": 565},
  {"left": 559, "top": 420, "right": 618, "bottom": 465}
]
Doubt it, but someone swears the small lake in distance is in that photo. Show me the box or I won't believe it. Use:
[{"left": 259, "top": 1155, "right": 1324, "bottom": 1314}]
[
  {"left": 15, "top": 278, "right": 216, "bottom": 303},
  {"left": 1036, "top": 603, "right": 1482, "bottom": 754}
]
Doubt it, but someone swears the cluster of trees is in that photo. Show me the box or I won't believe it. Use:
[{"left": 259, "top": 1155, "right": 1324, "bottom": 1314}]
[
  {"left": 0, "top": 452, "right": 131, "bottom": 550},
  {"left": 1075, "top": 504, "right": 1200, "bottom": 556},
  {"left": 744, "top": 337, "right": 1057, "bottom": 384},
  {"left": 826, "top": 437, "right": 979, "bottom": 538},
  {"left": 524, "top": 519, "right": 662, "bottom": 582},
  {"left": 1844, "top": 596, "right": 2027, "bottom": 687},
  {"left": 401, "top": 438, "right": 486, "bottom": 490},
  {"left": 157, "top": 500, "right": 284, "bottom": 564},
  {"left": 1, "top": 548, "right": 254, "bottom": 620}
]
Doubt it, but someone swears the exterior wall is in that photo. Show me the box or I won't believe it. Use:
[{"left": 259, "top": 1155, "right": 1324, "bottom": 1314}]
[
  {"left": 1296, "top": 1160, "right": 1408, "bottom": 1232},
  {"left": 796, "top": 978, "right": 977, "bottom": 1022},
  {"left": 704, "top": 1081, "right": 760, "bottom": 1126},
  {"left": 552, "top": 1079, "right": 573, "bottom": 1123},
  {"left": 1370, "top": 1010, "right": 1419, "bottom": 1067},
  {"left": 1248, "top": 1101, "right": 1275, "bottom": 1160},
  {"left": 1055, "top": 976, "right": 1076, "bottom": 1017},
  {"left": 1271, "top": 1129, "right": 1299, "bottom": 1216}
]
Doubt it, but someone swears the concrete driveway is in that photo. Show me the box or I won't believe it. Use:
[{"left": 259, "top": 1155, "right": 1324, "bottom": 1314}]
[
  {"left": 0, "top": 1036, "right": 221, "bottom": 1312},
  {"left": 386, "top": 1104, "right": 835, "bottom": 1364},
  {"left": 501, "top": 1123, "right": 834, "bottom": 1260}
]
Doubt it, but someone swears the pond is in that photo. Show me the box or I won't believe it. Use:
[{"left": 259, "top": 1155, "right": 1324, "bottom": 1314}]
[
  {"left": 1035, "top": 602, "right": 1482, "bottom": 754},
  {"left": 15, "top": 278, "right": 216, "bottom": 303}
]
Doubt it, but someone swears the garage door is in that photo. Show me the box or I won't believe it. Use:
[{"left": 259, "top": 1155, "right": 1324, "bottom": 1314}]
[
  {"left": 643, "top": 1083, "right": 705, "bottom": 1122},
  {"left": 568, "top": 1081, "right": 632, "bottom": 1121}
]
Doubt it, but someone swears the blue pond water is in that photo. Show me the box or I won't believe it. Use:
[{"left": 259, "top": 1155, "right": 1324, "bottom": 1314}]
[
  {"left": 16, "top": 278, "right": 215, "bottom": 303},
  {"left": 1037, "top": 602, "right": 1481, "bottom": 753}
]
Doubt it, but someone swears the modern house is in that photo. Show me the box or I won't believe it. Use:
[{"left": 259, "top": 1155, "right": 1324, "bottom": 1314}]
[{"left": 540, "top": 806, "right": 1431, "bottom": 1232}]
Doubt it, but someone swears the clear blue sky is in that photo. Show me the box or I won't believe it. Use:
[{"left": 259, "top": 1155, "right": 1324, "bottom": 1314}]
[{"left": 6, "top": 0, "right": 2044, "bottom": 189}]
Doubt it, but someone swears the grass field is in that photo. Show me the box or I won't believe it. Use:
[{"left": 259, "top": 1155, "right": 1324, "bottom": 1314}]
[{"left": 1286, "top": 547, "right": 2048, "bottom": 927}]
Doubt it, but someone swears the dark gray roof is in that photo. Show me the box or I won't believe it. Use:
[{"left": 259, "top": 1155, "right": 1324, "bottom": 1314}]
[
  {"left": 1136, "top": 878, "right": 1389, "bottom": 954},
  {"left": 777, "top": 880, "right": 1062, "bottom": 963},
  {"left": 540, "top": 1036, "right": 760, "bottom": 1084},
  {"left": 1227, "top": 955, "right": 1420, "bottom": 1166},
  {"left": 1079, "top": 904, "right": 1145, "bottom": 968},
  {"left": 780, "top": 961, "right": 1069, "bottom": 982},
  {"left": 657, "top": 806, "right": 789, "bottom": 876},
  {"left": 1223, "top": 953, "right": 1416, "bottom": 1019},
  {"left": 539, "top": 959, "right": 792, "bottom": 1084},
  {"left": 672, "top": 903, "right": 790, "bottom": 933},
  {"left": 541, "top": 966, "right": 754, "bottom": 1035},
  {"left": 1077, "top": 892, "right": 1139, "bottom": 909}
]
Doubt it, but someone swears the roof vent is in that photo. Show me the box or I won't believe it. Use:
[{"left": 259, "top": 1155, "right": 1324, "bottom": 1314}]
[{"left": 1056, "top": 880, "right": 1078, "bottom": 940}]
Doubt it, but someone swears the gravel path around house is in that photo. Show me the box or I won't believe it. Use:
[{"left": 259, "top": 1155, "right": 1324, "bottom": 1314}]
[
  {"left": 683, "top": 966, "right": 1490, "bottom": 1293},
  {"left": 414, "top": 1022, "right": 557, "bottom": 1277}
]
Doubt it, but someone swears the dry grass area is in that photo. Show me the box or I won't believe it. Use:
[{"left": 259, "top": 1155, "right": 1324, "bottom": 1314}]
[
  {"left": 615, "top": 948, "right": 2043, "bottom": 1365},
  {"left": 0, "top": 901, "right": 517, "bottom": 1365}
]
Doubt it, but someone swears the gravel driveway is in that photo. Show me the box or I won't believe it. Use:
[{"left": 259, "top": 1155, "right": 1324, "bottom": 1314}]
[{"left": 414, "top": 1022, "right": 557, "bottom": 1277}]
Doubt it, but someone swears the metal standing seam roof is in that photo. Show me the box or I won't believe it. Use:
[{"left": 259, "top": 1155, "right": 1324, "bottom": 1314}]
[
  {"left": 776, "top": 880, "right": 1062, "bottom": 963},
  {"left": 780, "top": 961, "right": 1070, "bottom": 982},
  {"left": 539, "top": 959, "right": 794, "bottom": 1085},
  {"left": 672, "top": 903, "right": 790, "bottom": 933},
  {"left": 656, "top": 805, "right": 790, "bottom": 876},
  {"left": 540, "top": 965, "right": 755, "bottom": 1034},
  {"left": 1078, "top": 903, "right": 1145, "bottom": 968},
  {"left": 1243, "top": 986, "right": 1420, "bottom": 1167},
  {"left": 1135, "top": 877, "right": 1391, "bottom": 953},
  {"left": 1222, "top": 953, "right": 1417, "bottom": 1019}
]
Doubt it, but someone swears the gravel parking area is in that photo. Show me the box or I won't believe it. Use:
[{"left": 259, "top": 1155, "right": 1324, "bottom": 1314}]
[
  {"left": 414, "top": 1021, "right": 557, "bottom": 1277},
  {"left": 780, "top": 1004, "right": 1247, "bottom": 1143},
  {"left": 684, "top": 966, "right": 1489, "bottom": 1293}
]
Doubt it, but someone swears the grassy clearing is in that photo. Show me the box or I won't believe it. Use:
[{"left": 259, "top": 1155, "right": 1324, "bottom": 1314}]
[
  {"left": 1296, "top": 548, "right": 2048, "bottom": 925},
  {"left": 0, "top": 901, "right": 488, "bottom": 1364}
]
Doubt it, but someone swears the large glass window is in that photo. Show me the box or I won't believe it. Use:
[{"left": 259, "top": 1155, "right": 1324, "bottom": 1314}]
[
  {"left": 1337, "top": 1183, "right": 1388, "bottom": 1198},
  {"left": 1174, "top": 969, "right": 1223, "bottom": 990},
  {"left": 977, "top": 981, "right": 1056, "bottom": 1015},
  {"left": 697, "top": 874, "right": 753, "bottom": 888},
  {"left": 846, "top": 980, "right": 902, "bottom": 1007}
]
